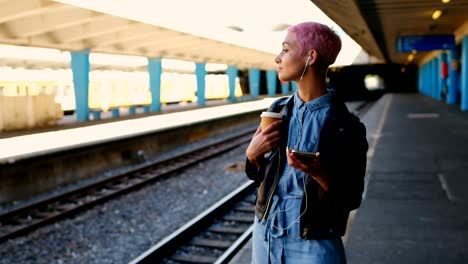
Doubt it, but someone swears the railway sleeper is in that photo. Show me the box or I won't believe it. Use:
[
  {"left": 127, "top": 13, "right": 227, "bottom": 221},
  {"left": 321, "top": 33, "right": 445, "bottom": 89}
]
[
  {"left": 190, "top": 238, "right": 232, "bottom": 249},
  {"left": 222, "top": 214, "right": 253, "bottom": 223},
  {"left": 170, "top": 254, "right": 217, "bottom": 264},
  {"left": 207, "top": 226, "right": 245, "bottom": 235},
  {"left": 234, "top": 205, "right": 255, "bottom": 213}
]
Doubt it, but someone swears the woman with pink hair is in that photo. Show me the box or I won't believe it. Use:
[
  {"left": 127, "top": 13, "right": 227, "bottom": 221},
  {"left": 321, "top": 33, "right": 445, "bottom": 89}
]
[{"left": 245, "top": 22, "right": 368, "bottom": 263}]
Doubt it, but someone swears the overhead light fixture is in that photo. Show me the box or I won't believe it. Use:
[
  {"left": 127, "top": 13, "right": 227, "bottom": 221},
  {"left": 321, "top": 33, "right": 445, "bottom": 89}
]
[
  {"left": 272, "top": 23, "right": 291, "bottom": 31},
  {"left": 442, "top": 0, "right": 450, "bottom": 3},
  {"left": 432, "top": 10, "right": 443, "bottom": 20},
  {"left": 226, "top": 25, "right": 244, "bottom": 32}
]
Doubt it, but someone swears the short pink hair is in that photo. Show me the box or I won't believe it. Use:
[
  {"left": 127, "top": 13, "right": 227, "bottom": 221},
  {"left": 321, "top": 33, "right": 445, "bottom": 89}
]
[{"left": 288, "top": 22, "right": 341, "bottom": 67}]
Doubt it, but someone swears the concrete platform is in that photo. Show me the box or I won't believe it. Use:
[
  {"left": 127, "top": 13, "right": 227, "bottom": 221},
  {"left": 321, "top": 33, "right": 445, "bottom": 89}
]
[
  {"left": 0, "top": 97, "right": 281, "bottom": 205},
  {"left": 0, "top": 98, "right": 278, "bottom": 163},
  {"left": 229, "top": 93, "right": 468, "bottom": 263},
  {"left": 346, "top": 93, "right": 468, "bottom": 263}
]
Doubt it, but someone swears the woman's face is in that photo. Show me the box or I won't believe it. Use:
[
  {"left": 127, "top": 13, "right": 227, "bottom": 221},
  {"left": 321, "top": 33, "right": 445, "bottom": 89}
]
[{"left": 275, "top": 31, "right": 307, "bottom": 82}]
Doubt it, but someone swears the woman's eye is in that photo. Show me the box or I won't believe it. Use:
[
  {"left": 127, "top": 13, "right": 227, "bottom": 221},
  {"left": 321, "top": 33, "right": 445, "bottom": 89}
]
[{"left": 282, "top": 49, "right": 288, "bottom": 53}]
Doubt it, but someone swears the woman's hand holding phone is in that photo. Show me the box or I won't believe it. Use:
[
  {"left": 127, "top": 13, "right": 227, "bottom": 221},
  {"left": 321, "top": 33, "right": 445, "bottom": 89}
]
[
  {"left": 290, "top": 149, "right": 318, "bottom": 159},
  {"left": 286, "top": 147, "right": 329, "bottom": 190}
]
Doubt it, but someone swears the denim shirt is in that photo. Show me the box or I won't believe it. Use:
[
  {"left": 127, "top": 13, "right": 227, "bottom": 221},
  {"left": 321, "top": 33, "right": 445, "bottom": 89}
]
[{"left": 263, "top": 90, "right": 332, "bottom": 239}]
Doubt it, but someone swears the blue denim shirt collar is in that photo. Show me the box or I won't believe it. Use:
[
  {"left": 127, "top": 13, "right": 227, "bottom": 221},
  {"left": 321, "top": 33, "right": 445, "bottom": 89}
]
[{"left": 293, "top": 89, "right": 334, "bottom": 112}]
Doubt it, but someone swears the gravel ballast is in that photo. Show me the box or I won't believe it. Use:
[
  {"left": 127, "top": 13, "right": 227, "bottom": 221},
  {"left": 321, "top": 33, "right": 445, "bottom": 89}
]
[{"left": 0, "top": 138, "right": 252, "bottom": 264}]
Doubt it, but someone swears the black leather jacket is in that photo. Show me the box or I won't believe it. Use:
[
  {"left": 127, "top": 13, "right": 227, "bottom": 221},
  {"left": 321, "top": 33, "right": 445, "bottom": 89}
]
[{"left": 245, "top": 94, "right": 368, "bottom": 239}]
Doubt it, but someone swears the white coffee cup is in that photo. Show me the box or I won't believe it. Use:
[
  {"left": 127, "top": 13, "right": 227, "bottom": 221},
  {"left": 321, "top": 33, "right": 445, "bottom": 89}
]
[{"left": 260, "top": 112, "right": 283, "bottom": 130}]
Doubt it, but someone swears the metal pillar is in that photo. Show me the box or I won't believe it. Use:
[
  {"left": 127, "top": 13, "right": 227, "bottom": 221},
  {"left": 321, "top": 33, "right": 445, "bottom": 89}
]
[
  {"left": 70, "top": 49, "right": 90, "bottom": 121},
  {"left": 461, "top": 36, "right": 468, "bottom": 111},
  {"left": 266, "top": 70, "right": 277, "bottom": 97},
  {"left": 439, "top": 52, "right": 447, "bottom": 101},
  {"left": 425, "top": 62, "right": 431, "bottom": 96},
  {"left": 226, "top": 66, "right": 238, "bottom": 102},
  {"left": 447, "top": 48, "right": 460, "bottom": 105},
  {"left": 248, "top": 68, "right": 260, "bottom": 98},
  {"left": 196, "top": 63, "right": 206, "bottom": 106},
  {"left": 148, "top": 58, "right": 162, "bottom": 112},
  {"left": 432, "top": 58, "right": 438, "bottom": 99}
]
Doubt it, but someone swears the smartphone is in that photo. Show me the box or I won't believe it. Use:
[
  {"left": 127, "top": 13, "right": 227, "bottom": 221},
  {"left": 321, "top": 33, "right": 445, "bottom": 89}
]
[{"left": 291, "top": 149, "right": 318, "bottom": 158}]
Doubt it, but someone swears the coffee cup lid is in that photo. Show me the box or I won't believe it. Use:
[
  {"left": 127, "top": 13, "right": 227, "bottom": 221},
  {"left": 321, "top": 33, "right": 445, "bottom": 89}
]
[{"left": 260, "top": 112, "right": 283, "bottom": 118}]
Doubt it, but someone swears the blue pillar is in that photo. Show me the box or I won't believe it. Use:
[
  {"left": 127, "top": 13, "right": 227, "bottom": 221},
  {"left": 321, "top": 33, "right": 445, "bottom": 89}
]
[
  {"left": 248, "top": 68, "right": 260, "bottom": 98},
  {"left": 439, "top": 52, "right": 447, "bottom": 101},
  {"left": 266, "top": 70, "right": 277, "bottom": 97},
  {"left": 111, "top": 108, "right": 120, "bottom": 118},
  {"left": 432, "top": 58, "right": 438, "bottom": 99},
  {"left": 128, "top": 106, "right": 136, "bottom": 115},
  {"left": 461, "top": 36, "right": 468, "bottom": 111},
  {"left": 70, "top": 49, "right": 90, "bottom": 122},
  {"left": 281, "top": 82, "right": 289, "bottom": 94},
  {"left": 448, "top": 48, "right": 459, "bottom": 105},
  {"left": 226, "top": 66, "right": 238, "bottom": 102},
  {"left": 148, "top": 58, "right": 162, "bottom": 112},
  {"left": 196, "top": 63, "right": 206, "bottom": 106},
  {"left": 292, "top": 81, "right": 298, "bottom": 91},
  {"left": 425, "top": 62, "right": 431, "bottom": 96}
]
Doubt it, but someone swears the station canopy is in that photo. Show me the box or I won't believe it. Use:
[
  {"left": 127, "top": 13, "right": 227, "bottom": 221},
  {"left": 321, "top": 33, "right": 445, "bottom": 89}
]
[
  {"left": 312, "top": 0, "right": 468, "bottom": 65},
  {"left": 2, "top": 0, "right": 468, "bottom": 69},
  {"left": 0, "top": 0, "right": 277, "bottom": 70}
]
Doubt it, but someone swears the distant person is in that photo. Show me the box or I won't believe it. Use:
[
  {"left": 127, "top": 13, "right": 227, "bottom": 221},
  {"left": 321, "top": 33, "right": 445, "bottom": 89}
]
[{"left": 245, "top": 22, "right": 368, "bottom": 263}]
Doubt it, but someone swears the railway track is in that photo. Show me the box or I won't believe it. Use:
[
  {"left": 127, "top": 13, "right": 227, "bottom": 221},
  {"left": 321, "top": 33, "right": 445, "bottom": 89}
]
[
  {"left": 0, "top": 127, "right": 257, "bottom": 244},
  {"left": 129, "top": 181, "right": 256, "bottom": 264}
]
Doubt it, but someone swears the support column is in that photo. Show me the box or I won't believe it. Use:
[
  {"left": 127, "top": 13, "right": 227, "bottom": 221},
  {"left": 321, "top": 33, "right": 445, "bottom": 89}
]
[
  {"left": 448, "top": 48, "right": 460, "bottom": 105},
  {"left": 462, "top": 36, "right": 468, "bottom": 111},
  {"left": 226, "top": 66, "right": 238, "bottom": 102},
  {"left": 148, "top": 58, "right": 162, "bottom": 112},
  {"left": 432, "top": 58, "right": 438, "bottom": 99},
  {"left": 266, "top": 70, "right": 277, "bottom": 97},
  {"left": 439, "top": 52, "right": 448, "bottom": 101},
  {"left": 196, "top": 63, "right": 206, "bottom": 106},
  {"left": 70, "top": 49, "right": 90, "bottom": 122},
  {"left": 248, "top": 68, "right": 260, "bottom": 98},
  {"left": 424, "top": 63, "right": 430, "bottom": 96}
]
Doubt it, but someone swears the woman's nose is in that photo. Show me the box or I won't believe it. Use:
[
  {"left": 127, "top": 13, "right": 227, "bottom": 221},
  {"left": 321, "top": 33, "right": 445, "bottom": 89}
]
[{"left": 274, "top": 55, "right": 280, "bottom": 63}]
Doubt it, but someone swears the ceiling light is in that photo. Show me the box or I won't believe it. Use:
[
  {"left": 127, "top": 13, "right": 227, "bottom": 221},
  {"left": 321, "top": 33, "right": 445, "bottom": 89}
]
[
  {"left": 272, "top": 23, "right": 291, "bottom": 31},
  {"left": 442, "top": 0, "right": 450, "bottom": 3},
  {"left": 432, "top": 10, "right": 443, "bottom": 20},
  {"left": 226, "top": 25, "right": 244, "bottom": 32}
]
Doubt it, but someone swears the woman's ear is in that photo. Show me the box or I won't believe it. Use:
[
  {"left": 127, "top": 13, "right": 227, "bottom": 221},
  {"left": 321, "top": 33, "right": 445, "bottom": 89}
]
[{"left": 307, "top": 50, "right": 318, "bottom": 65}]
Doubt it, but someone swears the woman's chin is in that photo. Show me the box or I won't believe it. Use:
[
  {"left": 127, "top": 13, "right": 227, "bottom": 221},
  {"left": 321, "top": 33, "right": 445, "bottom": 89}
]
[{"left": 278, "top": 75, "right": 290, "bottom": 83}]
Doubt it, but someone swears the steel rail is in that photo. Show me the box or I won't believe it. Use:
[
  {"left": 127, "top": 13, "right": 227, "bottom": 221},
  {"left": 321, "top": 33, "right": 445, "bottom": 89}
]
[
  {"left": 128, "top": 181, "right": 256, "bottom": 264},
  {"left": 0, "top": 127, "right": 256, "bottom": 244}
]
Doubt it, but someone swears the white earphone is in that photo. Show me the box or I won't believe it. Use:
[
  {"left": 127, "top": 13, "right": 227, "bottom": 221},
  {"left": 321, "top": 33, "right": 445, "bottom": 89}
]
[
  {"left": 305, "top": 55, "right": 311, "bottom": 66},
  {"left": 299, "top": 55, "right": 312, "bottom": 83}
]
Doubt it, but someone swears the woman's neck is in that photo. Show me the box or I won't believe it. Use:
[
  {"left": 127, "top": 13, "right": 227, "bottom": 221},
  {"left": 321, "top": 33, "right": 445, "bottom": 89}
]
[{"left": 297, "top": 69, "right": 327, "bottom": 102}]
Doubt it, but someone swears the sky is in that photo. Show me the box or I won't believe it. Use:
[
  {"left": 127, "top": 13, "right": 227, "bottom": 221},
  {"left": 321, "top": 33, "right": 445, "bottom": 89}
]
[{"left": 52, "top": 0, "right": 362, "bottom": 66}]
